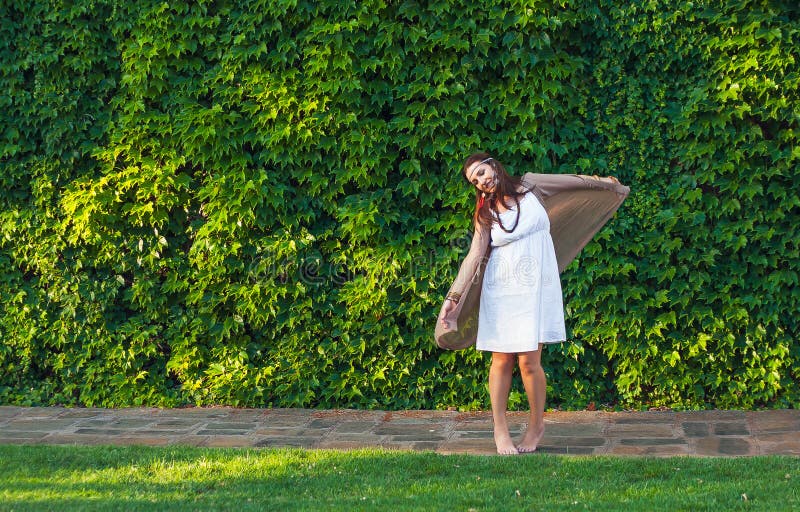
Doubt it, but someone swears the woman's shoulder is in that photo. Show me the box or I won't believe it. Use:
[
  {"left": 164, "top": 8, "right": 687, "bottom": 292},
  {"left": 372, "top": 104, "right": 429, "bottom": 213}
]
[
  {"left": 518, "top": 173, "right": 546, "bottom": 195},
  {"left": 514, "top": 183, "right": 534, "bottom": 196}
]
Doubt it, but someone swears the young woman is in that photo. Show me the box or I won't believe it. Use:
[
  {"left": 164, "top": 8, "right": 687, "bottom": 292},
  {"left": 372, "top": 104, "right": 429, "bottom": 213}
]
[{"left": 438, "top": 152, "right": 629, "bottom": 455}]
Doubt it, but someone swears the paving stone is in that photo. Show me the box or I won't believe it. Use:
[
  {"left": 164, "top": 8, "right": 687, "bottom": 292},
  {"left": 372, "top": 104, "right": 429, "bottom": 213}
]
[
  {"left": 380, "top": 441, "right": 442, "bottom": 452},
  {"left": 114, "top": 436, "right": 171, "bottom": 446},
  {"left": 261, "top": 416, "right": 311, "bottom": 428},
  {"left": 311, "top": 410, "right": 386, "bottom": 421},
  {"left": 196, "top": 429, "right": 252, "bottom": 436},
  {"left": 263, "top": 409, "right": 316, "bottom": 420},
  {"left": 37, "top": 434, "right": 104, "bottom": 444},
  {"left": 757, "top": 432, "right": 800, "bottom": 455},
  {"left": 323, "top": 433, "right": 386, "bottom": 445},
  {"left": 398, "top": 410, "right": 461, "bottom": 418},
  {"left": 609, "top": 444, "right": 690, "bottom": 456},
  {"left": 748, "top": 411, "right": 800, "bottom": 434},
  {"left": 374, "top": 424, "right": 444, "bottom": 436},
  {"left": 606, "top": 424, "right": 674, "bottom": 437},
  {"left": 203, "top": 422, "right": 258, "bottom": 430},
  {"left": 545, "top": 436, "right": 606, "bottom": 447},
  {"left": 452, "top": 418, "right": 494, "bottom": 428},
  {"left": 5, "top": 419, "right": 79, "bottom": 431},
  {"left": 0, "top": 438, "right": 36, "bottom": 445},
  {"left": 9, "top": 408, "right": 66, "bottom": 419},
  {"left": 693, "top": 437, "right": 754, "bottom": 456},
  {"left": 171, "top": 435, "right": 210, "bottom": 447},
  {"left": 752, "top": 418, "right": 800, "bottom": 434},
  {"left": 756, "top": 432, "right": 800, "bottom": 445},
  {"left": 0, "top": 431, "right": 50, "bottom": 439},
  {"left": 0, "top": 407, "right": 25, "bottom": 419},
  {"left": 153, "top": 408, "right": 230, "bottom": 418},
  {"left": 332, "top": 421, "right": 379, "bottom": 434},
  {"left": 409, "top": 441, "right": 442, "bottom": 451},
  {"left": 545, "top": 423, "right": 605, "bottom": 436},
  {"left": 437, "top": 439, "right": 495, "bottom": 455},
  {"left": 713, "top": 422, "right": 750, "bottom": 436},
  {"left": 682, "top": 422, "right": 709, "bottom": 437},
  {"left": 619, "top": 438, "right": 687, "bottom": 446},
  {"left": 453, "top": 422, "right": 494, "bottom": 432},
  {"left": 56, "top": 408, "right": 109, "bottom": 418},
  {"left": 125, "top": 430, "right": 192, "bottom": 436},
  {"left": 221, "top": 410, "right": 264, "bottom": 421},
  {"left": 292, "top": 428, "right": 331, "bottom": 439},
  {"left": 452, "top": 431, "right": 495, "bottom": 440},
  {"left": 716, "top": 437, "right": 754, "bottom": 456},
  {"left": 537, "top": 445, "right": 599, "bottom": 455},
  {"left": 254, "top": 437, "right": 316, "bottom": 448},
  {"left": 676, "top": 410, "right": 746, "bottom": 422},
  {"left": 73, "top": 419, "right": 130, "bottom": 429},
  {"left": 383, "top": 434, "right": 448, "bottom": 442},
  {"left": 748, "top": 409, "right": 800, "bottom": 421},
  {"left": 76, "top": 419, "right": 116, "bottom": 427},
  {"left": 307, "top": 418, "right": 339, "bottom": 429},
  {"left": 613, "top": 412, "right": 676, "bottom": 424},
  {"left": 544, "top": 411, "right": 611, "bottom": 422},
  {"left": 317, "top": 440, "right": 380, "bottom": 450},
  {"left": 254, "top": 427, "right": 302, "bottom": 436},
  {"left": 378, "top": 418, "right": 441, "bottom": 425},
  {"left": 111, "top": 408, "right": 160, "bottom": 418},
  {"left": 374, "top": 440, "right": 443, "bottom": 452},
  {"left": 200, "top": 436, "right": 257, "bottom": 448},
  {"left": 454, "top": 427, "right": 524, "bottom": 436},
  {"left": 40, "top": 435, "right": 134, "bottom": 446},
  {"left": 107, "top": 419, "right": 155, "bottom": 428},
  {"left": 74, "top": 428, "right": 126, "bottom": 436},
  {"left": 150, "top": 419, "right": 202, "bottom": 428}
]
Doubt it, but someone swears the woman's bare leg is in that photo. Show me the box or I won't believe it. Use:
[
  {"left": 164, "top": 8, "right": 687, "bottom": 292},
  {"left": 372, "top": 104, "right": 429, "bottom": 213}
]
[
  {"left": 489, "top": 352, "right": 518, "bottom": 455},
  {"left": 517, "top": 348, "right": 546, "bottom": 452}
]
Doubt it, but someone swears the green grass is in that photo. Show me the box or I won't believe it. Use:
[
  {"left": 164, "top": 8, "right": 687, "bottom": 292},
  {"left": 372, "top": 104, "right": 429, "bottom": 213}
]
[{"left": 0, "top": 445, "right": 798, "bottom": 511}]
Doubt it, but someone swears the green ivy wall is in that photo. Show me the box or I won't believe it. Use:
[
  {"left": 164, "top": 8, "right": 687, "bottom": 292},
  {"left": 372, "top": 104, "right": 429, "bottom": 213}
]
[{"left": 1, "top": 0, "right": 798, "bottom": 410}]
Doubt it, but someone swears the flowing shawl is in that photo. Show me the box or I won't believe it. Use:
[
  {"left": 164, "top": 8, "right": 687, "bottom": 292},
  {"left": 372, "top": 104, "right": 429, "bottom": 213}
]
[{"left": 435, "top": 173, "right": 630, "bottom": 350}]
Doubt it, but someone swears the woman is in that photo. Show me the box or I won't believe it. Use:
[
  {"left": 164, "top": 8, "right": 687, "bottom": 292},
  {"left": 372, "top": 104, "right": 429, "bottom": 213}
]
[{"left": 438, "top": 153, "right": 629, "bottom": 455}]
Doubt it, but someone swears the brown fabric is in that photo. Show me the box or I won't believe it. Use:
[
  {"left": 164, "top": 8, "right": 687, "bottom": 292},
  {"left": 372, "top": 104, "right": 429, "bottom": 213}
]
[{"left": 435, "top": 173, "right": 630, "bottom": 350}]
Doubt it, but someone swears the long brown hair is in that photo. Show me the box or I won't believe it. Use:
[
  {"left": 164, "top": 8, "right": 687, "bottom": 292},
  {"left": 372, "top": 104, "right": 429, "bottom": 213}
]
[{"left": 462, "top": 152, "right": 527, "bottom": 231}]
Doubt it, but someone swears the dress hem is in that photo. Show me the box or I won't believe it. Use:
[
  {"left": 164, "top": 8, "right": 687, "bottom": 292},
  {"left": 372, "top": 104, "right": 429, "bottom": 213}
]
[{"left": 476, "top": 338, "right": 566, "bottom": 353}]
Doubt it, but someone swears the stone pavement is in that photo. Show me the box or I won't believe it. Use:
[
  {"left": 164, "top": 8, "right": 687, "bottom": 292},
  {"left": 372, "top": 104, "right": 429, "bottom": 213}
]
[{"left": 1, "top": 406, "right": 798, "bottom": 456}]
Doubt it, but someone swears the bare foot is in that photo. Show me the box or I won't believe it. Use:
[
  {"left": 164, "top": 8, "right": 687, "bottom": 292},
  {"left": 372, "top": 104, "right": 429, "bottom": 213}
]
[
  {"left": 494, "top": 433, "right": 519, "bottom": 455},
  {"left": 517, "top": 423, "right": 544, "bottom": 453}
]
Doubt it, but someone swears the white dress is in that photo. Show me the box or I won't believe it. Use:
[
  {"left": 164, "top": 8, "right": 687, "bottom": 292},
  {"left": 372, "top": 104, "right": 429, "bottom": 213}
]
[{"left": 476, "top": 191, "right": 567, "bottom": 353}]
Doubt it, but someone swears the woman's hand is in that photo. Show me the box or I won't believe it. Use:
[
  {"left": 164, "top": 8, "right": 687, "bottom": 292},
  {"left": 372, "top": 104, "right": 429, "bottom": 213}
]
[
  {"left": 439, "top": 298, "right": 458, "bottom": 328},
  {"left": 591, "top": 175, "right": 621, "bottom": 184}
]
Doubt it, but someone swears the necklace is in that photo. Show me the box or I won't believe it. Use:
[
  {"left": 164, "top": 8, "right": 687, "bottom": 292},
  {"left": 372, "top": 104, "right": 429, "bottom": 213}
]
[{"left": 496, "top": 196, "right": 521, "bottom": 233}]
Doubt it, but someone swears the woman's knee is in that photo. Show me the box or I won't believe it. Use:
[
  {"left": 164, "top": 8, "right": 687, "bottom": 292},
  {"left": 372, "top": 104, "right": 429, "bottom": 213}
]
[
  {"left": 518, "top": 352, "right": 543, "bottom": 376},
  {"left": 491, "top": 352, "right": 516, "bottom": 371}
]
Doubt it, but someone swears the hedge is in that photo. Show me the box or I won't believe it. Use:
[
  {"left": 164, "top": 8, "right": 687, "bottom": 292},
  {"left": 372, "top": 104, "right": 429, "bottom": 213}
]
[{"left": 0, "top": 0, "right": 798, "bottom": 410}]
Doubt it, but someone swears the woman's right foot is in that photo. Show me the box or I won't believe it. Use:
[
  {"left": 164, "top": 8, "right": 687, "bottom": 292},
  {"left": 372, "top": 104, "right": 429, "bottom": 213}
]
[{"left": 494, "top": 433, "right": 519, "bottom": 455}]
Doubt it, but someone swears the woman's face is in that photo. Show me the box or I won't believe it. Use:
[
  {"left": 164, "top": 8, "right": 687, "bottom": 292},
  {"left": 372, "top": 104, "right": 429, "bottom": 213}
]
[{"left": 465, "top": 160, "right": 497, "bottom": 193}]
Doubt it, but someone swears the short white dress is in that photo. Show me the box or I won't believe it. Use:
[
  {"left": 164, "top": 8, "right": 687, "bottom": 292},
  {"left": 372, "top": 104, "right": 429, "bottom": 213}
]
[{"left": 476, "top": 191, "right": 567, "bottom": 353}]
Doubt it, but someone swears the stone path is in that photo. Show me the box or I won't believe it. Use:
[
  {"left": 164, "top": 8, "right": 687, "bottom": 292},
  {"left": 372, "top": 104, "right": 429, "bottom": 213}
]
[{"left": 1, "top": 406, "right": 798, "bottom": 456}]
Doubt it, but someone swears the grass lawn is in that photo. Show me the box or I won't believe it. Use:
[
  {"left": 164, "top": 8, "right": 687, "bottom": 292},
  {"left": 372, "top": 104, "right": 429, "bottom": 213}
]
[{"left": 0, "top": 444, "right": 798, "bottom": 511}]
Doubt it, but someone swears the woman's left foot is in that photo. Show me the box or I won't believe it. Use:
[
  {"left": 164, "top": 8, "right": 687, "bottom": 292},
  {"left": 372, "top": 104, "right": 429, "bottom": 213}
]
[{"left": 517, "top": 424, "right": 545, "bottom": 453}]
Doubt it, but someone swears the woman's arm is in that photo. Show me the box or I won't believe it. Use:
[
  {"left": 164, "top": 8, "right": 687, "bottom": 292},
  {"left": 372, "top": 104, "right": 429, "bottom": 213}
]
[
  {"left": 523, "top": 172, "right": 630, "bottom": 273},
  {"left": 445, "top": 219, "right": 490, "bottom": 301},
  {"left": 438, "top": 219, "right": 489, "bottom": 328}
]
